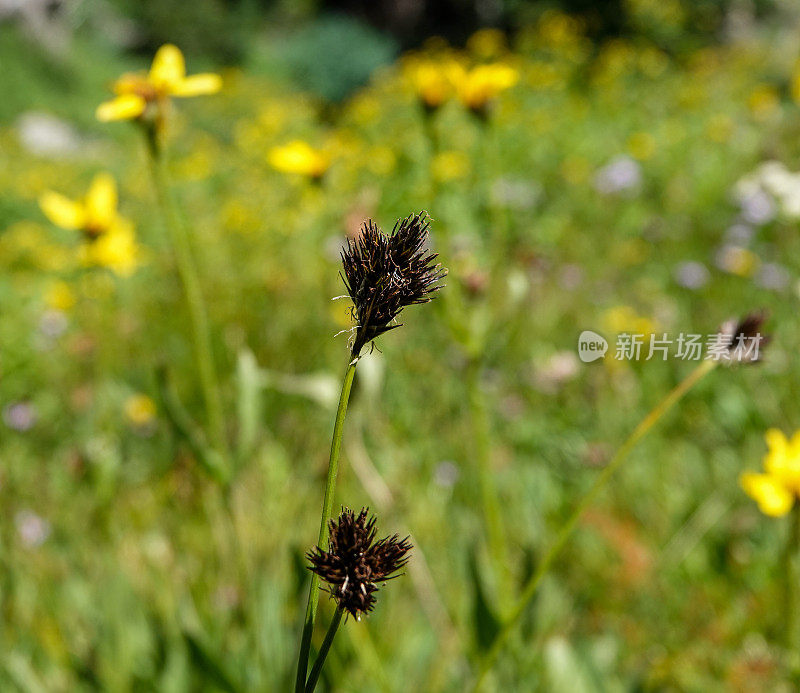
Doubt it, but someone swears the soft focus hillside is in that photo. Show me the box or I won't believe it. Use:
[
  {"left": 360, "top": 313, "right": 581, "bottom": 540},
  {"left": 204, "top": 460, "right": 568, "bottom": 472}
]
[{"left": 2, "top": 4, "right": 800, "bottom": 691}]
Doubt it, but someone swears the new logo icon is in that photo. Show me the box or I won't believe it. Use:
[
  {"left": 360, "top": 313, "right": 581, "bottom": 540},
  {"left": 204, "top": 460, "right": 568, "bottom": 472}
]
[{"left": 578, "top": 330, "right": 608, "bottom": 362}]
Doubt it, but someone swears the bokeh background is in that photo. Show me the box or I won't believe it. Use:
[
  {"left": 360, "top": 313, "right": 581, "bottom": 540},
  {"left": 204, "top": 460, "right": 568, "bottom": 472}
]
[{"left": 2, "top": 0, "right": 800, "bottom": 690}]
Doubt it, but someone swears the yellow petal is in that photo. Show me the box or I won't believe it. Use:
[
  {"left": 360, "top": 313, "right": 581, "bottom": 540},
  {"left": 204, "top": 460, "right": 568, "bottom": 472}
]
[
  {"left": 149, "top": 44, "right": 186, "bottom": 91},
  {"left": 39, "top": 191, "right": 86, "bottom": 230},
  {"left": 85, "top": 173, "right": 118, "bottom": 231},
  {"left": 86, "top": 218, "right": 138, "bottom": 276},
  {"left": 171, "top": 73, "right": 222, "bottom": 97},
  {"left": 740, "top": 471, "right": 794, "bottom": 517},
  {"left": 96, "top": 94, "right": 146, "bottom": 122},
  {"left": 765, "top": 428, "right": 788, "bottom": 455}
]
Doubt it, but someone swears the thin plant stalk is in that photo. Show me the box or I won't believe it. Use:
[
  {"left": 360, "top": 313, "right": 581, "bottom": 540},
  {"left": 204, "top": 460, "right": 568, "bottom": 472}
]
[
  {"left": 145, "top": 129, "right": 228, "bottom": 460},
  {"left": 304, "top": 605, "right": 345, "bottom": 693},
  {"left": 295, "top": 360, "right": 358, "bottom": 692},
  {"left": 466, "top": 356, "right": 510, "bottom": 595},
  {"left": 784, "top": 504, "right": 800, "bottom": 654},
  {"left": 471, "top": 359, "right": 717, "bottom": 690}
]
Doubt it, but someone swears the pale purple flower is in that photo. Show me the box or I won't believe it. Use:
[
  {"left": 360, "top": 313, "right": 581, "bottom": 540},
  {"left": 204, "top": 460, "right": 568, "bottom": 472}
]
[
  {"left": 433, "top": 461, "right": 460, "bottom": 488},
  {"left": 3, "top": 401, "right": 37, "bottom": 431},
  {"left": 756, "top": 262, "right": 790, "bottom": 291},
  {"left": 674, "top": 261, "right": 710, "bottom": 289},
  {"left": 594, "top": 156, "right": 642, "bottom": 195},
  {"left": 739, "top": 189, "right": 775, "bottom": 225},
  {"left": 39, "top": 310, "right": 68, "bottom": 339},
  {"left": 724, "top": 223, "right": 754, "bottom": 246},
  {"left": 559, "top": 264, "right": 583, "bottom": 290},
  {"left": 15, "top": 510, "right": 50, "bottom": 548},
  {"left": 490, "top": 178, "right": 541, "bottom": 209},
  {"left": 533, "top": 351, "right": 580, "bottom": 393}
]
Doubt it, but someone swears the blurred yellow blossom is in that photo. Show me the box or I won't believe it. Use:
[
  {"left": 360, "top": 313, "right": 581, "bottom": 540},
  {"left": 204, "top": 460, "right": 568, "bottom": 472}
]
[
  {"left": 404, "top": 57, "right": 459, "bottom": 111},
  {"left": 80, "top": 220, "right": 138, "bottom": 276},
  {"left": 452, "top": 62, "right": 518, "bottom": 115},
  {"left": 124, "top": 394, "right": 157, "bottom": 428},
  {"left": 791, "top": 63, "right": 800, "bottom": 104},
  {"left": 44, "top": 281, "right": 76, "bottom": 311},
  {"left": 367, "top": 146, "right": 397, "bottom": 176},
  {"left": 39, "top": 173, "right": 139, "bottom": 276},
  {"left": 602, "top": 305, "right": 657, "bottom": 336},
  {"left": 431, "top": 151, "right": 470, "bottom": 181},
  {"left": 741, "top": 429, "right": 800, "bottom": 517},
  {"left": 466, "top": 29, "right": 507, "bottom": 59},
  {"left": 560, "top": 155, "right": 591, "bottom": 184},
  {"left": 627, "top": 131, "right": 656, "bottom": 161},
  {"left": 96, "top": 44, "right": 221, "bottom": 122},
  {"left": 268, "top": 140, "right": 330, "bottom": 179},
  {"left": 747, "top": 84, "right": 780, "bottom": 122},
  {"left": 538, "top": 11, "right": 585, "bottom": 49},
  {"left": 717, "top": 246, "right": 758, "bottom": 277},
  {"left": 706, "top": 113, "right": 734, "bottom": 143}
]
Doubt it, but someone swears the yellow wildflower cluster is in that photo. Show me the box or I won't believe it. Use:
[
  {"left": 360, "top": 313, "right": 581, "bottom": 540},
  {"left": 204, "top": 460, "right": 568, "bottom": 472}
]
[
  {"left": 741, "top": 430, "right": 800, "bottom": 517},
  {"left": 403, "top": 54, "right": 518, "bottom": 115}
]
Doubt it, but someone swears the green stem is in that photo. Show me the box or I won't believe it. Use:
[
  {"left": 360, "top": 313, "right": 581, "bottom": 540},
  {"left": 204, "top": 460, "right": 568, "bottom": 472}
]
[
  {"left": 145, "top": 129, "right": 228, "bottom": 462},
  {"left": 471, "top": 359, "right": 717, "bottom": 690},
  {"left": 295, "top": 360, "right": 358, "bottom": 692},
  {"left": 305, "top": 605, "right": 345, "bottom": 693},
  {"left": 784, "top": 504, "right": 800, "bottom": 654},
  {"left": 466, "top": 356, "right": 509, "bottom": 596}
]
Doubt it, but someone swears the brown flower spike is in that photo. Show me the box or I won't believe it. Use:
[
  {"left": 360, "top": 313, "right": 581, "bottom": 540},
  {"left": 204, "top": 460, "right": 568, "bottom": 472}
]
[
  {"left": 341, "top": 212, "right": 446, "bottom": 358},
  {"left": 307, "top": 508, "right": 412, "bottom": 620},
  {"left": 718, "top": 310, "right": 771, "bottom": 364}
]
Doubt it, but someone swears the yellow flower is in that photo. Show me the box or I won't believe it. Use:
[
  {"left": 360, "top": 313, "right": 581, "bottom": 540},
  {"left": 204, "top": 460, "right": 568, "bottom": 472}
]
[
  {"left": 601, "top": 305, "right": 656, "bottom": 337},
  {"left": 405, "top": 58, "right": 459, "bottom": 110},
  {"left": 740, "top": 429, "right": 800, "bottom": 517},
  {"left": 627, "top": 131, "right": 656, "bottom": 161},
  {"left": 747, "top": 84, "right": 780, "bottom": 122},
  {"left": 763, "top": 429, "right": 800, "bottom": 495},
  {"left": 268, "top": 140, "right": 330, "bottom": 179},
  {"left": 452, "top": 62, "right": 518, "bottom": 114},
  {"left": 431, "top": 151, "right": 470, "bottom": 181},
  {"left": 466, "top": 29, "right": 507, "bottom": 59},
  {"left": 96, "top": 44, "right": 221, "bottom": 122},
  {"left": 40, "top": 172, "right": 119, "bottom": 237},
  {"left": 124, "top": 394, "right": 157, "bottom": 427},
  {"left": 39, "top": 173, "right": 139, "bottom": 276},
  {"left": 44, "top": 280, "right": 76, "bottom": 311},
  {"left": 79, "top": 219, "right": 138, "bottom": 277}
]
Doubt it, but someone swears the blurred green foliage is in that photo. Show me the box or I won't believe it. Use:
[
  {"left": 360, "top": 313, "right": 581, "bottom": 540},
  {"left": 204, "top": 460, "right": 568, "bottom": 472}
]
[{"left": 1, "top": 5, "right": 800, "bottom": 691}]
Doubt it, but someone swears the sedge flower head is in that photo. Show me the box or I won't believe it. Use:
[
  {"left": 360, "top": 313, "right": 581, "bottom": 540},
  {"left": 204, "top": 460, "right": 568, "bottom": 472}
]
[
  {"left": 96, "top": 44, "right": 221, "bottom": 122},
  {"left": 307, "top": 507, "right": 412, "bottom": 620},
  {"left": 340, "top": 211, "right": 446, "bottom": 358},
  {"left": 39, "top": 173, "right": 139, "bottom": 276},
  {"left": 740, "top": 429, "right": 800, "bottom": 517},
  {"left": 716, "top": 311, "right": 770, "bottom": 364},
  {"left": 268, "top": 140, "right": 330, "bottom": 179}
]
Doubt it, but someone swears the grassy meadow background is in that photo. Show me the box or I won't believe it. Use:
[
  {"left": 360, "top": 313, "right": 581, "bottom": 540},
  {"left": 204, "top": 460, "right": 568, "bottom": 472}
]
[{"left": 2, "top": 1, "right": 800, "bottom": 690}]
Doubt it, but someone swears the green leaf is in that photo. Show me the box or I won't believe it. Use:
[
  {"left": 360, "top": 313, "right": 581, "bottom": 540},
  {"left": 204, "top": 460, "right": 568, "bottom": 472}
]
[{"left": 469, "top": 550, "right": 501, "bottom": 652}]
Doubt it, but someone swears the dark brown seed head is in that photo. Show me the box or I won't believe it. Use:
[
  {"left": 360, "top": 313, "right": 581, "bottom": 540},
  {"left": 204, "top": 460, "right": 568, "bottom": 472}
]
[
  {"left": 717, "top": 310, "right": 771, "bottom": 364},
  {"left": 340, "top": 212, "right": 446, "bottom": 358},
  {"left": 307, "top": 507, "right": 412, "bottom": 620}
]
